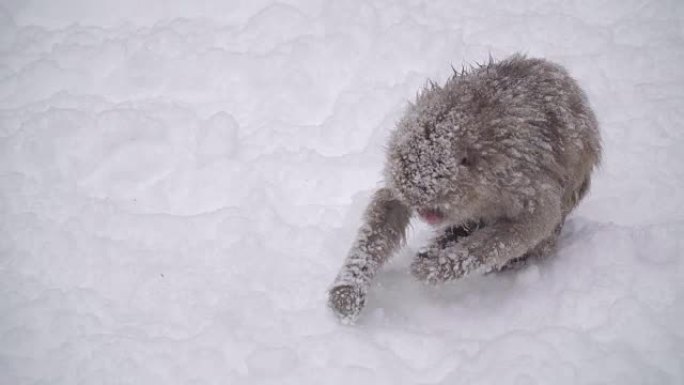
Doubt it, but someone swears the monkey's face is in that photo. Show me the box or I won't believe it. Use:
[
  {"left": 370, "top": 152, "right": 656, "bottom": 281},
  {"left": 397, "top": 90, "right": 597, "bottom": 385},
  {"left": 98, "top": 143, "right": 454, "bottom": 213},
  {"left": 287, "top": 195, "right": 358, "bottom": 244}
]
[{"left": 384, "top": 111, "right": 483, "bottom": 226}]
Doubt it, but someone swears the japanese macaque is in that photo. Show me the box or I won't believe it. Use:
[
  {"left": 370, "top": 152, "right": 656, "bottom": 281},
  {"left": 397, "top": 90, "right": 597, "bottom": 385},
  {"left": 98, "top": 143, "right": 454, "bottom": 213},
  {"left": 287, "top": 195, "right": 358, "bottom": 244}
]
[{"left": 329, "top": 54, "right": 601, "bottom": 323}]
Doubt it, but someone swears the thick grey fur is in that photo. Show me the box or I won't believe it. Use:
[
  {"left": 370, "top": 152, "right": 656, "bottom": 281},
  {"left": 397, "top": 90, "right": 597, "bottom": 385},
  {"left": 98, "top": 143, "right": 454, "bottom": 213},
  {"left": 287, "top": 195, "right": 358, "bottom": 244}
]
[{"left": 329, "top": 54, "right": 601, "bottom": 323}]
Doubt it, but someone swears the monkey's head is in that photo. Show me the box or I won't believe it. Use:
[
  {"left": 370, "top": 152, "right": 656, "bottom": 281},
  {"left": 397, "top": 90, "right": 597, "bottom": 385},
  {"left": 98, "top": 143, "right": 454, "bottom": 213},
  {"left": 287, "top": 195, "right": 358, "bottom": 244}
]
[{"left": 384, "top": 84, "right": 500, "bottom": 226}]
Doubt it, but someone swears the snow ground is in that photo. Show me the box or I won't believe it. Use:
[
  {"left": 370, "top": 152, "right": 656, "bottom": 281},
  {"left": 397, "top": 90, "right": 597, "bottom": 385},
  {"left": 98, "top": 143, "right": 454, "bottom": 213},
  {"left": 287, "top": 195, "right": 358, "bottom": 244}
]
[{"left": 1, "top": 0, "right": 683, "bottom": 384}]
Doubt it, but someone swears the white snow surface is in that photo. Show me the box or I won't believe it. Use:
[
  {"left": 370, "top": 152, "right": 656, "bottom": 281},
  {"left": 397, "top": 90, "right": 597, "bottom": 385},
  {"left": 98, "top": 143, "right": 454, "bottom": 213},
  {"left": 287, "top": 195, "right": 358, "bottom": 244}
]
[{"left": 1, "top": 0, "right": 683, "bottom": 384}]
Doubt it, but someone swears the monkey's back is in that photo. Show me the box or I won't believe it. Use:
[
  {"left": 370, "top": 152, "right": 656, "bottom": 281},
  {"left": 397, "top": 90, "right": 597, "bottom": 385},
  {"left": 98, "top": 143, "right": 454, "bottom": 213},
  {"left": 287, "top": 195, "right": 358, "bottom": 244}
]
[{"left": 446, "top": 55, "right": 601, "bottom": 216}]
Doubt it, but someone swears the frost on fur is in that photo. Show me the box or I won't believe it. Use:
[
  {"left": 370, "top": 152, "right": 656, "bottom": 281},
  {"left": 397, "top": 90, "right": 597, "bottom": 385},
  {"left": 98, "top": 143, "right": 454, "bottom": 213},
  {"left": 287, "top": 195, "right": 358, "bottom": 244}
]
[{"left": 329, "top": 54, "right": 601, "bottom": 322}]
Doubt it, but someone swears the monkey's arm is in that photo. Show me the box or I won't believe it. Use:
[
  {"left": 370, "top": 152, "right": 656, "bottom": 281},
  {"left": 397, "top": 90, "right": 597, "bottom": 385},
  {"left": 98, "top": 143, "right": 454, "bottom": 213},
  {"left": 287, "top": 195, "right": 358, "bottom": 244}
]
[
  {"left": 412, "top": 192, "right": 561, "bottom": 284},
  {"left": 328, "top": 187, "right": 411, "bottom": 322}
]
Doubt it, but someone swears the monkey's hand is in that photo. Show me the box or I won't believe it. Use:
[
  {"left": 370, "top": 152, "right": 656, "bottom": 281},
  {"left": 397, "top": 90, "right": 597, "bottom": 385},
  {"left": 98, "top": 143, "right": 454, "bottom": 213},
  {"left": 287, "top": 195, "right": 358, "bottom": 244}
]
[
  {"left": 410, "top": 244, "right": 486, "bottom": 284},
  {"left": 328, "top": 283, "right": 367, "bottom": 324}
]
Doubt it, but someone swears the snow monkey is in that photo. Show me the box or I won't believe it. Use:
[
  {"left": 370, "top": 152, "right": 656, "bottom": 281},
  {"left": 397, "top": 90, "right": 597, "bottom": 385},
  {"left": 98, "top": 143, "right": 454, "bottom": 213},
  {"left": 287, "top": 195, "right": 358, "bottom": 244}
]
[{"left": 328, "top": 54, "right": 601, "bottom": 322}]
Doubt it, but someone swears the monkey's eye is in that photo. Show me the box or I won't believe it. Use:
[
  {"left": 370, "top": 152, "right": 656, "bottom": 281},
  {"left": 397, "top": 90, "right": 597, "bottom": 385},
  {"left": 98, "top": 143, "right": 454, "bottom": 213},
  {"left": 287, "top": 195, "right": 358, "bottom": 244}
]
[{"left": 459, "top": 156, "right": 471, "bottom": 167}]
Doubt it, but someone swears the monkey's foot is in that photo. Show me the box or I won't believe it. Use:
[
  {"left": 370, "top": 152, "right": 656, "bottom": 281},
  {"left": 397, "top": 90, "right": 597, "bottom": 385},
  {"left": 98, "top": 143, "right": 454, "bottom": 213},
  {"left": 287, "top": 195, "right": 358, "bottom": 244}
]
[{"left": 328, "top": 283, "right": 366, "bottom": 324}]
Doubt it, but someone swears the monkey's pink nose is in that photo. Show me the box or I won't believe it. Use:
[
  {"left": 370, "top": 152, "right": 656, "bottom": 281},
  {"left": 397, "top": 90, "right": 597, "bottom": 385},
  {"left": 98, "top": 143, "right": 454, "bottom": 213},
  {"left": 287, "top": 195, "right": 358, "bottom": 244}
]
[{"left": 418, "top": 209, "right": 445, "bottom": 225}]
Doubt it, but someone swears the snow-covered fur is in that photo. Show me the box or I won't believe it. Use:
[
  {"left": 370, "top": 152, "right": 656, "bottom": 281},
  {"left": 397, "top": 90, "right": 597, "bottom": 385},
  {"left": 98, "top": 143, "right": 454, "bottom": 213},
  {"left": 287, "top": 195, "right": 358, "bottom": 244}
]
[{"left": 329, "top": 54, "right": 601, "bottom": 322}]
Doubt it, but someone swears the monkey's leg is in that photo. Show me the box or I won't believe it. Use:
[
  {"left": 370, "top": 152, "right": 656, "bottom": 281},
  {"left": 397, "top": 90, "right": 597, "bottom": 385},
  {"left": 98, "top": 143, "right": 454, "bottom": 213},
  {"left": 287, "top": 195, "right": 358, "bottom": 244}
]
[
  {"left": 499, "top": 223, "right": 562, "bottom": 271},
  {"left": 328, "top": 188, "right": 411, "bottom": 322},
  {"left": 412, "top": 194, "right": 561, "bottom": 284}
]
